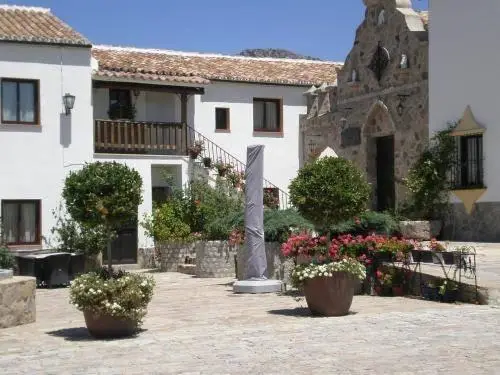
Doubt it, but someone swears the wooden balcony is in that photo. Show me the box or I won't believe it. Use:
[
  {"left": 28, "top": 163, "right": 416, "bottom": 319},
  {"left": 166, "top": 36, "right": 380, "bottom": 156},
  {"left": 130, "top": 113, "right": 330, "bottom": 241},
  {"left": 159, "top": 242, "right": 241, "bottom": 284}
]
[{"left": 94, "top": 120, "right": 188, "bottom": 155}]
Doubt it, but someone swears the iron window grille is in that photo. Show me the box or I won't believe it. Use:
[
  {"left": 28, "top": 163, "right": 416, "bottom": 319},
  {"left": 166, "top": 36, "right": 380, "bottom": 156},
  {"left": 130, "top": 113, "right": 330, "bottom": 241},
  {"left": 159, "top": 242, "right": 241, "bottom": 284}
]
[{"left": 450, "top": 134, "right": 484, "bottom": 189}]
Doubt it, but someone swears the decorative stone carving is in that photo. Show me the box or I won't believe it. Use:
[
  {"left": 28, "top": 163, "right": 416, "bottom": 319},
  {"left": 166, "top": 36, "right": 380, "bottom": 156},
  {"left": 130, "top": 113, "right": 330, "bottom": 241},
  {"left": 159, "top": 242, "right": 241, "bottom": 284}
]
[
  {"left": 400, "top": 54, "right": 409, "bottom": 69},
  {"left": 378, "top": 9, "right": 386, "bottom": 25}
]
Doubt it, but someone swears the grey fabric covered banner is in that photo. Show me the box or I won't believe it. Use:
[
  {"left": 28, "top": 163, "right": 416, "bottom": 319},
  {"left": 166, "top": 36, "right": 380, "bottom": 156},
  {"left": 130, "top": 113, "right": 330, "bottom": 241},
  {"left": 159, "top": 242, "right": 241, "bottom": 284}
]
[{"left": 244, "top": 145, "right": 267, "bottom": 279}]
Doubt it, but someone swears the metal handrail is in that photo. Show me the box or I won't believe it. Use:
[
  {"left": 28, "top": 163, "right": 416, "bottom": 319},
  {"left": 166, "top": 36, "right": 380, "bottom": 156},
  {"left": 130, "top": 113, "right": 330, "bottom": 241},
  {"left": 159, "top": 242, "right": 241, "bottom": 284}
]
[{"left": 185, "top": 124, "right": 291, "bottom": 209}]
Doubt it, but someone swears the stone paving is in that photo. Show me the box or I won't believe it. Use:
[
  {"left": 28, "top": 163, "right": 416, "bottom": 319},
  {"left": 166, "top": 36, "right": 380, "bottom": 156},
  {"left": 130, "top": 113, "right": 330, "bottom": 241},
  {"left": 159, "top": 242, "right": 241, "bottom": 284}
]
[{"left": 1, "top": 272, "right": 500, "bottom": 374}]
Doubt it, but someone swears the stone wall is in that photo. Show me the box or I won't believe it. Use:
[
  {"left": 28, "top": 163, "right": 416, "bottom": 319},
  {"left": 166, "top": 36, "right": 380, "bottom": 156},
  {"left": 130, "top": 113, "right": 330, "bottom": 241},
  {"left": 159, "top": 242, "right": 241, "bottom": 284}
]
[
  {"left": 137, "top": 248, "right": 156, "bottom": 269},
  {"left": 156, "top": 242, "right": 197, "bottom": 272},
  {"left": 443, "top": 203, "right": 500, "bottom": 242},
  {"left": 196, "top": 241, "right": 237, "bottom": 278},
  {"left": 0, "top": 276, "right": 36, "bottom": 329}
]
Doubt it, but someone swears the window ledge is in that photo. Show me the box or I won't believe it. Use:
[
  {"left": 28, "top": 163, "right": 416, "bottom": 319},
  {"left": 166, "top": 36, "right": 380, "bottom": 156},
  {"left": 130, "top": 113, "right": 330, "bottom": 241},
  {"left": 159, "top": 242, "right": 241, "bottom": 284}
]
[
  {"left": 0, "top": 123, "right": 41, "bottom": 132},
  {"left": 215, "top": 129, "right": 230, "bottom": 133},
  {"left": 253, "top": 130, "right": 284, "bottom": 138}
]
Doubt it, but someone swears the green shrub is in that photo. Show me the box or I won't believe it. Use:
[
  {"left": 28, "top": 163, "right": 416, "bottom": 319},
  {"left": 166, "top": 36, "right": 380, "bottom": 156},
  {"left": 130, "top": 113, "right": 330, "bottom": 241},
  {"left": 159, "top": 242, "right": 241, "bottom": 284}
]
[
  {"left": 63, "top": 162, "right": 143, "bottom": 231},
  {"left": 62, "top": 162, "right": 143, "bottom": 268},
  {"left": 142, "top": 203, "right": 191, "bottom": 242},
  {"left": 50, "top": 206, "right": 109, "bottom": 256},
  {"left": 289, "top": 157, "right": 371, "bottom": 230},
  {"left": 0, "top": 247, "right": 15, "bottom": 269},
  {"left": 403, "top": 125, "right": 457, "bottom": 220},
  {"left": 204, "top": 209, "right": 314, "bottom": 243},
  {"left": 329, "top": 211, "right": 400, "bottom": 236}
]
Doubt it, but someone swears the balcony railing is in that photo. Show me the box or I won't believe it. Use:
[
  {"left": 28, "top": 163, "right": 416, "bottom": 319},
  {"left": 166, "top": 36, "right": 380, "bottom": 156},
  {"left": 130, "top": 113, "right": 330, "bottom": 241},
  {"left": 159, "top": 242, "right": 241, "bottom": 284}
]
[{"left": 94, "top": 119, "right": 187, "bottom": 155}]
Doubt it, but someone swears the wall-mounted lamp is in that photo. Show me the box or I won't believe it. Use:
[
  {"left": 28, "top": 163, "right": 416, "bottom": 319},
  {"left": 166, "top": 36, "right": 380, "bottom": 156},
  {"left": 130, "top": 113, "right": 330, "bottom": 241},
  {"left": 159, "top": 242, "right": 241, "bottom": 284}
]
[{"left": 63, "top": 93, "right": 75, "bottom": 115}]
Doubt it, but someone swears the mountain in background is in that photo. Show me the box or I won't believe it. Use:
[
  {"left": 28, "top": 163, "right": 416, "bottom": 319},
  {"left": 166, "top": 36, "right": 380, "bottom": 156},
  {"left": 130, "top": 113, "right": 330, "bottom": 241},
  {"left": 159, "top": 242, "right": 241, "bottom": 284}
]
[{"left": 238, "top": 48, "right": 322, "bottom": 61}]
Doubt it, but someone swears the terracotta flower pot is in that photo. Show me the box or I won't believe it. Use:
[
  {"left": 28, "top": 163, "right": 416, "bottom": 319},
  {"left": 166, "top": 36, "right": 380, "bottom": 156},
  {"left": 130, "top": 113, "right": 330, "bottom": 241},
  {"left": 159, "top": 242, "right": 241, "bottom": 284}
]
[
  {"left": 303, "top": 272, "right": 356, "bottom": 317},
  {"left": 374, "top": 285, "right": 391, "bottom": 296},
  {"left": 392, "top": 285, "right": 404, "bottom": 297},
  {"left": 83, "top": 310, "right": 138, "bottom": 339}
]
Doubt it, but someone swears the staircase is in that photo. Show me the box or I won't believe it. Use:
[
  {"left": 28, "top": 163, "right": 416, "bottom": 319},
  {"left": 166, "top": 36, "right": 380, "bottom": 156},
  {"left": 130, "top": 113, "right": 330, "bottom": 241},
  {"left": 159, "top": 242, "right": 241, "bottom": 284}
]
[{"left": 186, "top": 125, "right": 291, "bottom": 210}]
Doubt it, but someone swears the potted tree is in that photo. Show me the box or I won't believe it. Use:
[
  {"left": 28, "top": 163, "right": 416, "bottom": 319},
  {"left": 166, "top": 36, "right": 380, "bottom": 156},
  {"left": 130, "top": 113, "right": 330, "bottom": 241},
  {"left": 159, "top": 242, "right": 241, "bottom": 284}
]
[
  {"left": 287, "top": 157, "right": 372, "bottom": 316},
  {"left": 63, "top": 162, "right": 151, "bottom": 338}
]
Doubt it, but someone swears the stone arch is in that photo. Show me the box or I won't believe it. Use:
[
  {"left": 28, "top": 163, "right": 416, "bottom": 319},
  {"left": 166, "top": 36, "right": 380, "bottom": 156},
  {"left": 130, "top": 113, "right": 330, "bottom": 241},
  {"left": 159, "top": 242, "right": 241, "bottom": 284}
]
[{"left": 363, "top": 100, "right": 396, "bottom": 137}]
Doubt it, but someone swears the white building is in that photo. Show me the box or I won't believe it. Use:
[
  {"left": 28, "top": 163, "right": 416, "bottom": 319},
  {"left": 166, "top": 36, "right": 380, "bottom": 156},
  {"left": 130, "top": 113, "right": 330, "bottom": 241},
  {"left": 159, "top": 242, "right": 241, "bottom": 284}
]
[
  {"left": 430, "top": 0, "right": 500, "bottom": 240},
  {"left": 0, "top": 5, "right": 339, "bottom": 262}
]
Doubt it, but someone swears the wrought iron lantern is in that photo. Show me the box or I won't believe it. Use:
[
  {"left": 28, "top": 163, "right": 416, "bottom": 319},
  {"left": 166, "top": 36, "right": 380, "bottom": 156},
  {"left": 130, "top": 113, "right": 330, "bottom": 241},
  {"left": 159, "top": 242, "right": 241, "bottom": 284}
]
[{"left": 63, "top": 93, "right": 76, "bottom": 115}]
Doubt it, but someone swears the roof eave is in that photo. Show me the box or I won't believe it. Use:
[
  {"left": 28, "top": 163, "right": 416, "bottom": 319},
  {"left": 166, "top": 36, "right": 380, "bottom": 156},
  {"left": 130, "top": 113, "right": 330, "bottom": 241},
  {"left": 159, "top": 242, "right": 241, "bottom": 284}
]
[{"left": 0, "top": 38, "right": 92, "bottom": 49}]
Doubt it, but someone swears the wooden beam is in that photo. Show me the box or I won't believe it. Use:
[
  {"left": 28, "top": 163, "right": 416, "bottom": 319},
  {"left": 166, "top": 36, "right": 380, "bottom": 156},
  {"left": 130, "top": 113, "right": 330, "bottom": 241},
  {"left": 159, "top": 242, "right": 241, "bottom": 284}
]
[{"left": 92, "top": 80, "right": 205, "bottom": 95}]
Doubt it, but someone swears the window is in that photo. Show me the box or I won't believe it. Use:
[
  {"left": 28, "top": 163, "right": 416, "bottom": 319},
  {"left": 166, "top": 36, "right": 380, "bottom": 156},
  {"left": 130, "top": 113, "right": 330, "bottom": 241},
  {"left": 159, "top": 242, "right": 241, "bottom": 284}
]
[
  {"left": 451, "top": 135, "right": 484, "bottom": 189},
  {"left": 1, "top": 200, "right": 41, "bottom": 245},
  {"left": 108, "top": 89, "right": 133, "bottom": 120},
  {"left": 215, "top": 107, "right": 230, "bottom": 131},
  {"left": 1, "top": 79, "right": 39, "bottom": 124},
  {"left": 253, "top": 98, "right": 282, "bottom": 132}
]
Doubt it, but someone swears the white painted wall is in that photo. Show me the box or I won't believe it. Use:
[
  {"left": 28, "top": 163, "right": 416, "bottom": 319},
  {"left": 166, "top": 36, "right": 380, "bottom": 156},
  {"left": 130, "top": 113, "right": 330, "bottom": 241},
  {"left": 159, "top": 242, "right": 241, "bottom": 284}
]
[
  {"left": 93, "top": 88, "right": 181, "bottom": 123},
  {"left": 429, "top": 0, "right": 500, "bottom": 201},
  {"left": 0, "top": 43, "right": 93, "bottom": 248},
  {"left": 193, "top": 81, "right": 307, "bottom": 192}
]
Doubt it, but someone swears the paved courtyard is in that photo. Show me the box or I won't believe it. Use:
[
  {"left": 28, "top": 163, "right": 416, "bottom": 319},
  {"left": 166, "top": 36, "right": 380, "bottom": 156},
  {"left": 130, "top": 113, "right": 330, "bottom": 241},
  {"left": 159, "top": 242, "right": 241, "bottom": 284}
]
[{"left": 1, "top": 272, "right": 500, "bottom": 375}]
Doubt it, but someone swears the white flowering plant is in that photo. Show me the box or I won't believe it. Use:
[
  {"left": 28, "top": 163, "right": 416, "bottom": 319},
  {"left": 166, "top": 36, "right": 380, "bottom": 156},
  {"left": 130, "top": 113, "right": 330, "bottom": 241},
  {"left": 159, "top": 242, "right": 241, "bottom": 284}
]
[
  {"left": 69, "top": 268, "right": 155, "bottom": 324},
  {"left": 291, "top": 258, "right": 366, "bottom": 287}
]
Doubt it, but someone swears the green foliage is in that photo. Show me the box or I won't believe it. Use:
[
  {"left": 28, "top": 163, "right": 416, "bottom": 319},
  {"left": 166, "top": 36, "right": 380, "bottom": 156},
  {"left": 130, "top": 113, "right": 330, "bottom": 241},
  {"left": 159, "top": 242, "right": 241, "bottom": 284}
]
[
  {"left": 69, "top": 270, "right": 155, "bottom": 324},
  {"left": 330, "top": 211, "right": 400, "bottom": 236},
  {"left": 62, "top": 162, "right": 143, "bottom": 230},
  {"left": 204, "top": 208, "right": 314, "bottom": 243},
  {"left": 289, "top": 157, "right": 371, "bottom": 230},
  {"left": 0, "top": 246, "right": 15, "bottom": 269},
  {"left": 50, "top": 206, "right": 110, "bottom": 256},
  {"left": 142, "top": 203, "right": 192, "bottom": 242},
  {"left": 403, "top": 124, "right": 457, "bottom": 220}
]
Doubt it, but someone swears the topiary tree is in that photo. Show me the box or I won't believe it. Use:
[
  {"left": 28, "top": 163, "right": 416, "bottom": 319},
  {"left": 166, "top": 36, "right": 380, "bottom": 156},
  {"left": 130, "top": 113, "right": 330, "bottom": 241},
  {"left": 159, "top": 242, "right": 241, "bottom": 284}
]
[
  {"left": 62, "top": 162, "right": 143, "bottom": 269},
  {"left": 289, "top": 157, "right": 370, "bottom": 231}
]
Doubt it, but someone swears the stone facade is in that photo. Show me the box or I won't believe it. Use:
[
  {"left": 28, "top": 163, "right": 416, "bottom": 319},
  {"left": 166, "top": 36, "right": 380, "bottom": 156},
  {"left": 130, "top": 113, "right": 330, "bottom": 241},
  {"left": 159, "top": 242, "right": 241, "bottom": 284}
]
[
  {"left": 443, "top": 203, "right": 500, "bottom": 242},
  {"left": 137, "top": 248, "right": 156, "bottom": 269},
  {"left": 301, "top": 0, "right": 429, "bottom": 210},
  {"left": 0, "top": 276, "right": 36, "bottom": 329}
]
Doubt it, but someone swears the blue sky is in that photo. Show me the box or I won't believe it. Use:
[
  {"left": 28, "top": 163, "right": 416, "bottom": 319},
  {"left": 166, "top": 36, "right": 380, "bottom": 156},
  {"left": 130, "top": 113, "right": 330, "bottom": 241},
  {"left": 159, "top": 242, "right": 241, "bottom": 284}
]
[{"left": 6, "top": 0, "right": 428, "bottom": 61}]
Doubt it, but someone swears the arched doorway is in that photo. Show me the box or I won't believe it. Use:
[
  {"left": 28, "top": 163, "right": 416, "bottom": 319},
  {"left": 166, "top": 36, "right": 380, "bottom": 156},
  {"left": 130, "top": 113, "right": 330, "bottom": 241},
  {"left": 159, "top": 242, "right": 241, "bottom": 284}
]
[{"left": 363, "top": 100, "right": 396, "bottom": 211}]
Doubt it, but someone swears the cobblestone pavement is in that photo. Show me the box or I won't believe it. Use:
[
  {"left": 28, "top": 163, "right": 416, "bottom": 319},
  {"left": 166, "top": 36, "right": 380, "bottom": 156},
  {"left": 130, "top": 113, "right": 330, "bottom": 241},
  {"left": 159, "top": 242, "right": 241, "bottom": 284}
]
[{"left": 1, "top": 273, "right": 500, "bottom": 375}]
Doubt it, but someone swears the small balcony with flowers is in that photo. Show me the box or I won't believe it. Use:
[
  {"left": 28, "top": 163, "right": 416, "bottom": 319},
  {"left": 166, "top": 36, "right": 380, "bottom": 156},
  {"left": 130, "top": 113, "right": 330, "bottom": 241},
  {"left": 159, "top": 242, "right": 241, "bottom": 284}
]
[{"left": 91, "top": 46, "right": 207, "bottom": 156}]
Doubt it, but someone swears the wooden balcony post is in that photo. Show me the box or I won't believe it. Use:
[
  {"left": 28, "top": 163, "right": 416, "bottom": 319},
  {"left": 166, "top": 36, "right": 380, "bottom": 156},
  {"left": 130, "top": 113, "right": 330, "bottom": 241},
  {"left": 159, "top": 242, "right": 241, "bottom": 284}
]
[{"left": 180, "top": 93, "right": 189, "bottom": 154}]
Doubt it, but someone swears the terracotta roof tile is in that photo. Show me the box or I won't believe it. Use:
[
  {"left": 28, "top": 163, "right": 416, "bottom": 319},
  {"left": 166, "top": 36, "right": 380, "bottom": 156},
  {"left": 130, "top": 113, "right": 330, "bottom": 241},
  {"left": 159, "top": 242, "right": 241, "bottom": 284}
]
[
  {"left": 92, "top": 46, "right": 341, "bottom": 87},
  {"left": 0, "top": 5, "right": 90, "bottom": 47}
]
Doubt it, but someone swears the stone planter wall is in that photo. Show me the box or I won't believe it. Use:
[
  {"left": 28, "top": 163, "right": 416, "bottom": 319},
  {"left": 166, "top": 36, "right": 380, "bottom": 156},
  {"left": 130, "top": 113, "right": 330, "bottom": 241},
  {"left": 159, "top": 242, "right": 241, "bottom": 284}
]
[
  {"left": 0, "top": 275, "right": 36, "bottom": 329},
  {"left": 399, "top": 220, "right": 442, "bottom": 240},
  {"left": 196, "top": 241, "right": 238, "bottom": 278},
  {"left": 137, "top": 248, "right": 156, "bottom": 269},
  {"left": 156, "top": 242, "right": 197, "bottom": 272}
]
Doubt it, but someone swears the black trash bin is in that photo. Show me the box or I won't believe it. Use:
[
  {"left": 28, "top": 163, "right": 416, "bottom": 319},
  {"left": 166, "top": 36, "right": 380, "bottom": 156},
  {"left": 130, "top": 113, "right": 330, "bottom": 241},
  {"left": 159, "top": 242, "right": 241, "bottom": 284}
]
[{"left": 41, "top": 253, "right": 72, "bottom": 287}]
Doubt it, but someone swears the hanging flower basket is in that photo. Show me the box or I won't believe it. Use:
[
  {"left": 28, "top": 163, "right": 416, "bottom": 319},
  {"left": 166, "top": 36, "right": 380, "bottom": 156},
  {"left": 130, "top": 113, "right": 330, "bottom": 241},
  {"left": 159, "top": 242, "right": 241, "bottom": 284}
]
[{"left": 188, "top": 141, "right": 204, "bottom": 159}]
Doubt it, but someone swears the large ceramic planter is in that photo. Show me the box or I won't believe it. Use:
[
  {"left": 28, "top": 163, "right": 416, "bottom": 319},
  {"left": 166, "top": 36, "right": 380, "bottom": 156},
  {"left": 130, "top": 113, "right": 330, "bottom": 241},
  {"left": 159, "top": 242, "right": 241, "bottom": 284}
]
[
  {"left": 83, "top": 310, "right": 138, "bottom": 339},
  {"left": 421, "top": 285, "right": 439, "bottom": 301},
  {"left": 392, "top": 285, "right": 404, "bottom": 297},
  {"left": 440, "top": 289, "right": 458, "bottom": 303},
  {"left": 303, "top": 272, "right": 356, "bottom": 317}
]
